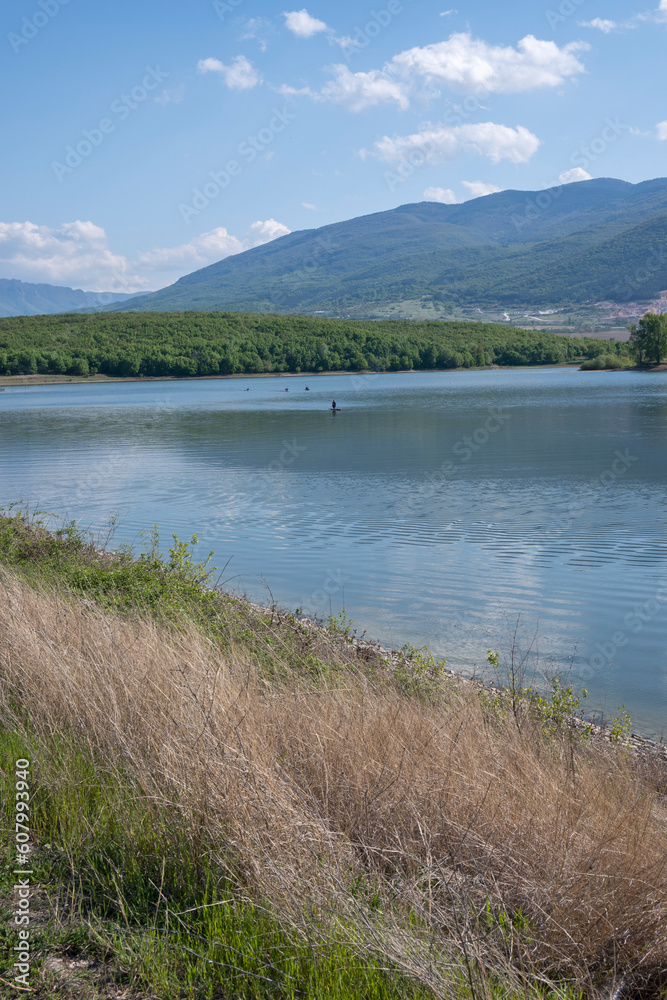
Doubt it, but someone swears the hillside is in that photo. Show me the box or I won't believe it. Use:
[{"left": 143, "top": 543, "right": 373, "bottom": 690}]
[
  {"left": 107, "top": 178, "right": 667, "bottom": 316},
  {"left": 0, "top": 311, "right": 631, "bottom": 378},
  {"left": 1, "top": 511, "right": 666, "bottom": 999},
  {"left": 0, "top": 277, "right": 138, "bottom": 317}
]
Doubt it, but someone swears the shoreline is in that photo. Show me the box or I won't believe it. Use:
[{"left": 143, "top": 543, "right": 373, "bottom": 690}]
[
  {"left": 0, "top": 362, "right": 591, "bottom": 388},
  {"left": 284, "top": 597, "right": 667, "bottom": 756},
  {"left": 242, "top": 595, "right": 667, "bottom": 761}
]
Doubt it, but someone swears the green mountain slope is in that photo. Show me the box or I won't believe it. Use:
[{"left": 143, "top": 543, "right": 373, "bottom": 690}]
[{"left": 108, "top": 178, "right": 667, "bottom": 315}]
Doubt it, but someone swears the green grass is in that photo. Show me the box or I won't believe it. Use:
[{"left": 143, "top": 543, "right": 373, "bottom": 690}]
[
  {"left": 0, "top": 507, "right": 353, "bottom": 685},
  {"left": 0, "top": 728, "right": 439, "bottom": 999},
  {"left": 0, "top": 509, "right": 659, "bottom": 1000},
  {"left": 0, "top": 510, "right": 441, "bottom": 996}
]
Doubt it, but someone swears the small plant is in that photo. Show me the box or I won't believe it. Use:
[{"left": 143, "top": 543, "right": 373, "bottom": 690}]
[
  {"left": 609, "top": 705, "right": 632, "bottom": 746},
  {"left": 168, "top": 532, "right": 215, "bottom": 585},
  {"left": 532, "top": 676, "right": 592, "bottom": 739},
  {"left": 483, "top": 649, "right": 593, "bottom": 741},
  {"left": 394, "top": 643, "right": 447, "bottom": 699},
  {"left": 326, "top": 607, "right": 355, "bottom": 640}
]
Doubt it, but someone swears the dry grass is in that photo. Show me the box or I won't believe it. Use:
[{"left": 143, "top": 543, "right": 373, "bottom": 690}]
[{"left": 1, "top": 571, "right": 666, "bottom": 999}]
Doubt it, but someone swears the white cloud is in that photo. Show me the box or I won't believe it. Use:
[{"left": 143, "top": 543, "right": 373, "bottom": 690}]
[
  {"left": 249, "top": 219, "right": 291, "bottom": 241},
  {"left": 304, "top": 31, "right": 588, "bottom": 112},
  {"left": 656, "top": 120, "right": 667, "bottom": 140},
  {"left": 0, "top": 219, "right": 291, "bottom": 293},
  {"left": 197, "top": 55, "right": 262, "bottom": 90},
  {"left": 136, "top": 228, "right": 246, "bottom": 273},
  {"left": 139, "top": 221, "right": 291, "bottom": 279},
  {"left": 0, "top": 221, "right": 146, "bottom": 292},
  {"left": 276, "top": 83, "right": 316, "bottom": 97},
  {"left": 302, "top": 202, "right": 318, "bottom": 210},
  {"left": 320, "top": 65, "right": 409, "bottom": 111},
  {"left": 388, "top": 33, "right": 588, "bottom": 95},
  {"left": 368, "top": 121, "right": 540, "bottom": 166},
  {"left": 283, "top": 9, "right": 328, "bottom": 37},
  {"left": 240, "top": 17, "right": 273, "bottom": 51},
  {"left": 440, "top": 10, "right": 457, "bottom": 16},
  {"left": 558, "top": 167, "right": 592, "bottom": 183},
  {"left": 423, "top": 186, "right": 458, "bottom": 203},
  {"left": 578, "top": 18, "right": 617, "bottom": 31},
  {"left": 155, "top": 83, "right": 186, "bottom": 106},
  {"left": 462, "top": 180, "right": 502, "bottom": 198}
]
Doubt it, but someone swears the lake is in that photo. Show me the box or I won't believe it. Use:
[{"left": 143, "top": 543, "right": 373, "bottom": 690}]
[{"left": 1, "top": 368, "right": 666, "bottom": 736}]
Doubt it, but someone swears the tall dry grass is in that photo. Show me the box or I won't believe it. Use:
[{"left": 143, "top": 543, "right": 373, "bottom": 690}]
[{"left": 1, "top": 571, "right": 666, "bottom": 999}]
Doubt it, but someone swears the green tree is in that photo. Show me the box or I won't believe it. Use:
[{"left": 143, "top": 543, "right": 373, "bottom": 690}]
[
  {"left": 629, "top": 311, "right": 667, "bottom": 365},
  {"left": 69, "top": 357, "right": 90, "bottom": 376}
]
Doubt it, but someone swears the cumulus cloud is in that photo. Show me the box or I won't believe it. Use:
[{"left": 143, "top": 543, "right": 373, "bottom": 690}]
[
  {"left": 320, "top": 65, "right": 409, "bottom": 111},
  {"left": 303, "top": 31, "right": 588, "bottom": 112},
  {"left": 138, "top": 221, "right": 289, "bottom": 276},
  {"left": 197, "top": 55, "right": 262, "bottom": 90},
  {"left": 0, "top": 221, "right": 145, "bottom": 292},
  {"left": 367, "top": 121, "right": 540, "bottom": 166},
  {"left": 578, "top": 18, "right": 617, "bottom": 31},
  {"left": 423, "top": 186, "right": 458, "bottom": 203},
  {"left": 283, "top": 9, "right": 328, "bottom": 37},
  {"left": 0, "top": 219, "right": 291, "bottom": 293},
  {"left": 249, "top": 219, "right": 291, "bottom": 241},
  {"left": 655, "top": 120, "right": 667, "bottom": 140},
  {"left": 558, "top": 167, "right": 592, "bottom": 183},
  {"left": 387, "top": 33, "right": 588, "bottom": 95},
  {"left": 136, "top": 228, "right": 247, "bottom": 273},
  {"left": 462, "top": 180, "right": 502, "bottom": 197}
]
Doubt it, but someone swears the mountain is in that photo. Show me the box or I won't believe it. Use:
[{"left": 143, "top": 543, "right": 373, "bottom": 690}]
[
  {"left": 108, "top": 177, "right": 667, "bottom": 315},
  {"left": 0, "top": 279, "right": 139, "bottom": 317}
]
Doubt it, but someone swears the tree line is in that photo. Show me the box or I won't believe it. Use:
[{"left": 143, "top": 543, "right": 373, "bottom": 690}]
[
  {"left": 629, "top": 311, "right": 667, "bottom": 365},
  {"left": 0, "top": 311, "right": 633, "bottom": 378}
]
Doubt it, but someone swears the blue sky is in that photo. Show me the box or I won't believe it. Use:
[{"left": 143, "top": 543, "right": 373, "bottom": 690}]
[{"left": 1, "top": 0, "right": 666, "bottom": 292}]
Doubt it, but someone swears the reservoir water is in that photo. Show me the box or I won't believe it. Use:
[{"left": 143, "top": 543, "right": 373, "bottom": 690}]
[{"left": 1, "top": 368, "right": 665, "bottom": 736}]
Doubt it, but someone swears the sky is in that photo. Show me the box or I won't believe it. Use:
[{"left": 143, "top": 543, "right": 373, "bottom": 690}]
[{"left": 1, "top": 0, "right": 667, "bottom": 293}]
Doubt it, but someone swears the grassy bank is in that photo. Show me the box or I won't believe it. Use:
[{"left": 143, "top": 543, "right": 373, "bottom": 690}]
[{"left": 1, "top": 511, "right": 666, "bottom": 999}]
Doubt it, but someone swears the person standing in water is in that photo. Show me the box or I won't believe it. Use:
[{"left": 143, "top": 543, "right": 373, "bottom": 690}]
[{"left": 332, "top": 400, "right": 336, "bottom": 410}]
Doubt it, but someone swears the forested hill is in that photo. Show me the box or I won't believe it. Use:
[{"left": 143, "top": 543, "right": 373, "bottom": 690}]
[
  {"left": 106, "top": 177, "right": 667, "bottom": 316},
  {"left": 0, "top": 312, "right": 630, "bottom": 377}
]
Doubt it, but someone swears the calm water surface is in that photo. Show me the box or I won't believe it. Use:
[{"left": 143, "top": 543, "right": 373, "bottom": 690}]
[{"left": 1, "top": 369, "right": 666, "bottom": 736}]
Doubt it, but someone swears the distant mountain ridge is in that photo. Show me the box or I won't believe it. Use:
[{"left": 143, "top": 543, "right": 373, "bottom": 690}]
[
  {"left": 0, "top": 279, "right": 138, "bottom": 317},
  {"left": 106, "top": 177, "right": 667, "bottom": 316}
]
